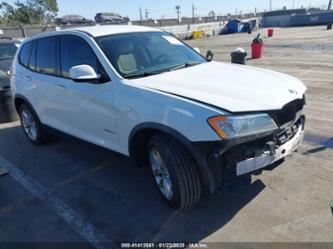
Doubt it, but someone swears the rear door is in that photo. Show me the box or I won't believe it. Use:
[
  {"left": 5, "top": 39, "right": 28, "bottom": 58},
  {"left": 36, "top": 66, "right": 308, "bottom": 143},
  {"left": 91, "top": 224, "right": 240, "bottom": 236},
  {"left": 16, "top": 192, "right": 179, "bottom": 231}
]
[{"left": 22, "top": 36, "right": 61, "bottom": 125}]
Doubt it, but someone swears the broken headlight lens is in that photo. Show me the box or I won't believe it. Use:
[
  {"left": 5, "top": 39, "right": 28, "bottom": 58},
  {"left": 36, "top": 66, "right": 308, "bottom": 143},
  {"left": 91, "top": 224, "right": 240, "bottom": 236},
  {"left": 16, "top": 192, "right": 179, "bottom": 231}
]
[{"left": 208, "top": 113, "right": 278, "bottom": 139}]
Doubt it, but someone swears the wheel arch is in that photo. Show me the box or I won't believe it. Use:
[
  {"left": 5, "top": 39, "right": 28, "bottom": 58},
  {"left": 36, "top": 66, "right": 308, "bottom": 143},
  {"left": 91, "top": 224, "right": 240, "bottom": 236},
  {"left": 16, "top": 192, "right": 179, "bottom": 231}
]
[
  {"left": 128, "top": 122, "right": 212, "bottom": 188},
  {"left": 14, "top": 94, "right": 34, "bottom": 113}
]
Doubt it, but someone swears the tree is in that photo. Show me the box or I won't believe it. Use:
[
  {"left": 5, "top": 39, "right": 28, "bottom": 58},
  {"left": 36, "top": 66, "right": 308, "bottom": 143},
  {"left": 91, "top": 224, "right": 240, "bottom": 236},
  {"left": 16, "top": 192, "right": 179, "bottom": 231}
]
[
  {"left": 0, "top": 0, "right": 58, "bottom": 26},
  {"left": 208, "top": 11, "right": 215, "bottom": 17}
]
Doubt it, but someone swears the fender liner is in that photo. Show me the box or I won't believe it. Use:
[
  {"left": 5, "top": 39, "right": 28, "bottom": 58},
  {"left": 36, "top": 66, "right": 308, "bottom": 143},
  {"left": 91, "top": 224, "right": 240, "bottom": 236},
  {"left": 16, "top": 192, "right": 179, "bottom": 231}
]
[{"left": 129, "top": 122, "right": 217, "bottom": 192}]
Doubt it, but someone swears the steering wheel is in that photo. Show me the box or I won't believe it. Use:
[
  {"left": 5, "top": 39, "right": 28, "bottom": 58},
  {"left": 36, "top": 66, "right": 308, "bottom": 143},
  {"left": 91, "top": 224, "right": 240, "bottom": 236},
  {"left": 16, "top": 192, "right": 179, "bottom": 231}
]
[{"left": 155, "top": 53, "right": 169, "bottom": 63}]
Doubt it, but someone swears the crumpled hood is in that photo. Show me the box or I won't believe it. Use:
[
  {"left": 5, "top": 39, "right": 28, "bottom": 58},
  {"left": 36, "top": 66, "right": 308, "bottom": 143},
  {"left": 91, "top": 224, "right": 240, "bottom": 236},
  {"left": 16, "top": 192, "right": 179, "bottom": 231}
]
[{"left": 130, "top": 61, "right": 307, "bottom": 112}]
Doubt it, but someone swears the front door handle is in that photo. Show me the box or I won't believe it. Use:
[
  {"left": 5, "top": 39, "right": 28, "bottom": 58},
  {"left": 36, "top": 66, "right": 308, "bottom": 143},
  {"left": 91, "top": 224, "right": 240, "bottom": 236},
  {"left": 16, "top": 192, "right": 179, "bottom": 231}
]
[
  {"left": 57, "top": 84, "right": 67, "bottom": 90},
  {"left": 24, "top": 75, "right": 32, "bottom": 81}
]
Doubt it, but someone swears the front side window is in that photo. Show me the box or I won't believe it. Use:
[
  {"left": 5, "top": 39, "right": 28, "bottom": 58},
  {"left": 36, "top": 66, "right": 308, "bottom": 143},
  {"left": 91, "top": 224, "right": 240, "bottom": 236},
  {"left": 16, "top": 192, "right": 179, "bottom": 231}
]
[
  {"left": 60, "top": 35, "right": 100, "bottom": 78},
  {"left": 96, "top": 31, "right": 206, "bottom": 79},
  {"left": 36, "top": 37, "right": 57, "bottom": 75}
]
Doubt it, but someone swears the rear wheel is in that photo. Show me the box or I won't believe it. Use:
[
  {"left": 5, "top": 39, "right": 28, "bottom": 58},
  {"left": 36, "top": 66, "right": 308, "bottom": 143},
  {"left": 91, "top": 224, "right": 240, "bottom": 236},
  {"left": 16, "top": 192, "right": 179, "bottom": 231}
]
[
  {"left": 19, "top": 104, "right": 50, "bottom": 145},
  {"left": 147, "top": 134, "right": 202, "bottom": 210}
]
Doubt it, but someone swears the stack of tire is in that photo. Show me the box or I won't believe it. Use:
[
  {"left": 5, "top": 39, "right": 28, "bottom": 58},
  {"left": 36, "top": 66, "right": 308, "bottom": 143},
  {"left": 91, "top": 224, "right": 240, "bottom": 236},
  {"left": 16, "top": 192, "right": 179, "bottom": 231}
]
[{"left": 0, "top": 90, "right": 18, "bottom": 123}]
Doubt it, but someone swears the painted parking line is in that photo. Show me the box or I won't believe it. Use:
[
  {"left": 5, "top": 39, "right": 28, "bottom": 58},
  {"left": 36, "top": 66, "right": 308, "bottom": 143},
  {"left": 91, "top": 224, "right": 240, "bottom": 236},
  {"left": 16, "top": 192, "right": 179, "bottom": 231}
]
[{"left": 0, "top": 156, "right": 115, "bottom": 249}]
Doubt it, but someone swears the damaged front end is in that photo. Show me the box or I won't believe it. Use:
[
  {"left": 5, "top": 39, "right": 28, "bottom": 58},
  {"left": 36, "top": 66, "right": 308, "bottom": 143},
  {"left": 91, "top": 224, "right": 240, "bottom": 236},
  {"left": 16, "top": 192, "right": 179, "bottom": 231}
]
[{"left": 199, "top": 97, "right": 306, "bottom": 193}]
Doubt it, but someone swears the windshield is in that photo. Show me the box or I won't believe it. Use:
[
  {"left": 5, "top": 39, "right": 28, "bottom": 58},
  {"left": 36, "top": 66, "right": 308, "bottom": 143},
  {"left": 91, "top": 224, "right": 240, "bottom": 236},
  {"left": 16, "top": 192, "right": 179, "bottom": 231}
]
[
  {"left": 96, "top": 32, "right": 206, "bottom": 79},
  {"left": 0, "top": 43, "right": 19, "bottom": 60}
]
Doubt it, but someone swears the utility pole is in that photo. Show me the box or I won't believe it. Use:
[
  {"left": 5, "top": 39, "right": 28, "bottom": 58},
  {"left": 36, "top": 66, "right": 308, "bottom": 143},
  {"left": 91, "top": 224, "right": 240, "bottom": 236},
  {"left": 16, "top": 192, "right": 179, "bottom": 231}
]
[
  {"left": 269, "top": 0, "right": 272, "bottom": 10},
  {"left": 328, "top": 0, "right": 332, "bottom": 10},
  {"left": 292, "top": 0, "right": 295, "bottom": 9},
  {"left": 139, "top": 7, "right": 143, "bottom": 21},
  {"left": 192, "top": 4, "right": 197, "bottom": 24},
  {"left": 175, "top": 5, "right": 181, "bottom": 24},
  {"left": 144, "top": 9, "right": 149, "bottom": 20}
]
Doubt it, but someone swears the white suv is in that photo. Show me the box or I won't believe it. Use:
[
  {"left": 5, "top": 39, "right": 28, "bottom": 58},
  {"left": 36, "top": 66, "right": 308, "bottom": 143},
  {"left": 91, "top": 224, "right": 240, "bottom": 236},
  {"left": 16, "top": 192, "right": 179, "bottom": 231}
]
[{"left": 11, "top": 25, "right": 307, "bottom": 209}]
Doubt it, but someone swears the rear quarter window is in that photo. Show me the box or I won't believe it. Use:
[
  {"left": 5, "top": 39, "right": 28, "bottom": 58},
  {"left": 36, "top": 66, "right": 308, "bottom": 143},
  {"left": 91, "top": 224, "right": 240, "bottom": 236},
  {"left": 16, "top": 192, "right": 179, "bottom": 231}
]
[{"left": 19, "top": 42, "right": 33, "bottom": 67}]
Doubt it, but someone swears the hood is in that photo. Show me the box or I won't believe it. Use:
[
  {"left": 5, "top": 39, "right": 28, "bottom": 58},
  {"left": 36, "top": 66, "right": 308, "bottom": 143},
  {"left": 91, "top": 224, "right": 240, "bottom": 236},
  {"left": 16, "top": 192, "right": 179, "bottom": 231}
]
[{"left": 130, "top": 61, "right": 307, "bottom": 112}]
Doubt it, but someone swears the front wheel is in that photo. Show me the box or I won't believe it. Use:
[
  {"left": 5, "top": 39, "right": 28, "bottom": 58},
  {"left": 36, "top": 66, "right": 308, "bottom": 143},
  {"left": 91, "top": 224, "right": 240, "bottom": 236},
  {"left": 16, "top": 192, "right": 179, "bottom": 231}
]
[{"left": 147, "top": 134, "right": 202, "bottom": 210}]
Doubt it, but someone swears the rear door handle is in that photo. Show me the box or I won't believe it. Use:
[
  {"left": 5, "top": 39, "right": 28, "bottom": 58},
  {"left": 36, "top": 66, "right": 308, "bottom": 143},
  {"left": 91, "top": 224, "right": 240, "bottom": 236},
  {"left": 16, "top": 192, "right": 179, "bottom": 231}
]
[
  {"left": 24, "top": 75, "right": 32, "bottom": 81},
  {"left": 57, "top": 84, "right": 67, "bottom": 90}
]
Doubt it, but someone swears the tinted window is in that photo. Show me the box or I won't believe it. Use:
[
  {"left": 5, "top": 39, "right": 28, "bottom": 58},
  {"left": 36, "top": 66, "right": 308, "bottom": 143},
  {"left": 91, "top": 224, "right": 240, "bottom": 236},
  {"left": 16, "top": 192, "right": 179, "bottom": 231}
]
[
  {"left": 36, "top": 37, "right": 57, "bottom": 75},
  {"left": 19, "top": 42, "right": 33, "bottom": 67},
  {"left": 28, "top": 41, "right": 37, "bottom": 71},
  {"left": 60, "top": 35, "right": 100, "bottom": 78}
]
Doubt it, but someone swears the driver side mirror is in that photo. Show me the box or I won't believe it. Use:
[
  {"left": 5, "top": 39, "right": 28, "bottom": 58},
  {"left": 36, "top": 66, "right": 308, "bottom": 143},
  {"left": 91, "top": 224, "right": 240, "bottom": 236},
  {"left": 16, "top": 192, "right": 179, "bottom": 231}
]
[{"left": 70, "top": 65, "right": 101, "bottom": 82}]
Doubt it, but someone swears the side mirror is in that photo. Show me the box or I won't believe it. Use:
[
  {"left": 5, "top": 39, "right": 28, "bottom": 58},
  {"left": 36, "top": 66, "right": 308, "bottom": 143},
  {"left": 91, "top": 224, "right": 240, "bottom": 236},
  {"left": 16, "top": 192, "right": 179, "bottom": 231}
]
[
  {"left": 206, "top": 50, "right": 214, "bottom": 61},
  {"left": 193, "top": 47, "right": 201, "bottom": 54},
  {"left": 70, "top": 65, "right": 100, "bottom": 82}
]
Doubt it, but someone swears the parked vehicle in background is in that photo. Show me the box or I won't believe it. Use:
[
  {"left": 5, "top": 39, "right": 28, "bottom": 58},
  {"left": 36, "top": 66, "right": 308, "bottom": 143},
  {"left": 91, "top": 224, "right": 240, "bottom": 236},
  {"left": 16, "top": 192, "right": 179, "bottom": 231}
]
[
  {"left": 55, "top": 15, "right": 95, "bottom": 26},
  {"left": 0, "top": 37, "right": 20, "bottom": 122},
  {"left": 95, "top": 13, "right": 129, "bottom": 24},
  {"left": 0, "top": 37, "right": 20, "bottom": 92},
  {"left": 11, "top": 26, "right": 307, "bottom": 210}
]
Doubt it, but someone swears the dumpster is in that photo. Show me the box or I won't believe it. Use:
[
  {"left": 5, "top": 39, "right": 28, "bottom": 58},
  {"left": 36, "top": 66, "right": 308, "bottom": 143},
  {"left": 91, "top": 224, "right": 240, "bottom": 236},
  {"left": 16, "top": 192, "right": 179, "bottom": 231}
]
[
  {"left": 0, "top": 91, "right": 18, "bottom": 123},
  {"left": 251, "top": 34, "right": 264, "bottom": 59},
  {"left": 231, "top": 48, "right": 247, "bottom": 65}
]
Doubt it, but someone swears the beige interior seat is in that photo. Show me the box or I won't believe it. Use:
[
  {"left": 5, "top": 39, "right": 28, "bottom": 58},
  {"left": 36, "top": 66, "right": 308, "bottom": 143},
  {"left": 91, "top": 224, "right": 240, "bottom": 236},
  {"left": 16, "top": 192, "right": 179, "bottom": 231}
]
[{"left": 117, "top": 53, "right": 137, "bottom": 75}]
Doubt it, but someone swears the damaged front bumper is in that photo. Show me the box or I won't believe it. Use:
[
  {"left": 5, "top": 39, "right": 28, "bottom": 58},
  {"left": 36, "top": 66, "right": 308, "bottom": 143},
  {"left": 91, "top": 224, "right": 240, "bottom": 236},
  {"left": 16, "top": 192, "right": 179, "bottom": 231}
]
[
  {"left": 236, "top": 118, "right": 304, "bottom": 175},
  {"left": 193, "top": 115, "right": 305, "bottom": 193}
]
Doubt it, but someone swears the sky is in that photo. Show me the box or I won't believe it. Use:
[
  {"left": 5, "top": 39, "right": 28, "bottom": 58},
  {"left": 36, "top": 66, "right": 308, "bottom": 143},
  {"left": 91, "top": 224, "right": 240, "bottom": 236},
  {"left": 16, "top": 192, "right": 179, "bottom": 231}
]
[{"left": 4, "top": 0, "right": 330, "bottom": 20}]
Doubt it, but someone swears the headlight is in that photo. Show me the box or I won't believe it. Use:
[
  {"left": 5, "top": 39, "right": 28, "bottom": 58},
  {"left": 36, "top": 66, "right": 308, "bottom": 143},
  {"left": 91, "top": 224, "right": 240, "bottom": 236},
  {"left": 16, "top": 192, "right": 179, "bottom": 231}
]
[{"left": 208, "top": 113, "right": 278, "bottom": 139}]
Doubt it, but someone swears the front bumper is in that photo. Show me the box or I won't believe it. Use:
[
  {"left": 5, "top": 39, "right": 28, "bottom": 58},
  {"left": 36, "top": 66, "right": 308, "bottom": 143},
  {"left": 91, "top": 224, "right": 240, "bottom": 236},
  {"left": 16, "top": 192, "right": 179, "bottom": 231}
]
[
  {"left": 236, "top": 119, "right": 304, "bottom": 175},
  {"left": 192, "top": 115, "right": 305, "bottom": 193}
]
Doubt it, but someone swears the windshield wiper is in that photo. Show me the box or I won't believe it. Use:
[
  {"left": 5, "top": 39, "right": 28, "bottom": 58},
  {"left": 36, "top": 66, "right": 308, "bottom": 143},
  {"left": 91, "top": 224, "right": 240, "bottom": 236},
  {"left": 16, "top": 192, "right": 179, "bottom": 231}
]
[
  {"left": 0, "top": 57, "right": 14, "bottom": 61},
  {"left": 125, "top": 62, "right": 202, "bottom": 79},
  {"left": 168, "top": 61, "right": 201, "bottom": 72},
  {"left": 125, "top": 71, "right": 159, "bottom": 79}
]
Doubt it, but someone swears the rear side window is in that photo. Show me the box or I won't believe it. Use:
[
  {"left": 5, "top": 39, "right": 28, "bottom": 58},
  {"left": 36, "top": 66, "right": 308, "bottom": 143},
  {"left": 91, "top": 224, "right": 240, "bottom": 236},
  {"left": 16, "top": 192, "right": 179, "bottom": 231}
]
[
  {"left": 19, "top": 42, "right": 33, "bottom": 67},
  {"left": 28, "top": 42, "right": 37, "bottom": 71},
  {"left": 60, "top": 35, "right": 100, "bottom": 78},
  {"left": 36, "top": 37, "right": 57, "bottom": 75}
]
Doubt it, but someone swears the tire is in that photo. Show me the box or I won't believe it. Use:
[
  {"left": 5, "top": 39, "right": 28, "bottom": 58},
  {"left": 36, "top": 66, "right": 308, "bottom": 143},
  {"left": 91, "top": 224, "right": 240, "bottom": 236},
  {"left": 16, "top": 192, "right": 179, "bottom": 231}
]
[
  {"left": 147, "top": 134, "right": 202, "bottom": 210},
  {"left": 19, "top": 103, "right": 50, "bottom": 145}
]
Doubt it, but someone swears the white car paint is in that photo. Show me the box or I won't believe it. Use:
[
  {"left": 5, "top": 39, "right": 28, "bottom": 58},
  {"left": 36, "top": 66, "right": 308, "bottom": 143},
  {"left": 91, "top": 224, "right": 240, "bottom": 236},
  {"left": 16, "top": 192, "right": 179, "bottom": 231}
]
[
  {"left": 131, "top": 61, "right": 307, "bottom": 112},
  {"left": 11, "top": 25, "right": 306, "bottom": 158}
]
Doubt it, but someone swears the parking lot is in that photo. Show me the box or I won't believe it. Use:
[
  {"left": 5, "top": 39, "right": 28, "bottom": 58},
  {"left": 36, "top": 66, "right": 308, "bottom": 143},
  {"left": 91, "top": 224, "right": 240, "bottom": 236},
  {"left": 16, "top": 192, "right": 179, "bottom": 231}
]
[{"left": 0, "top": 26, "right": 332, "bottom": 247}]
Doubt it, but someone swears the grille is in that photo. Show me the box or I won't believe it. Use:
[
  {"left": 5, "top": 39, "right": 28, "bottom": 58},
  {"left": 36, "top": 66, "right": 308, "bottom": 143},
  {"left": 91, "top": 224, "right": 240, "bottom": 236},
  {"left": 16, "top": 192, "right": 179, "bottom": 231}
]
[{"left": 268, "top": 96, "right": 305, "bottom": 127}]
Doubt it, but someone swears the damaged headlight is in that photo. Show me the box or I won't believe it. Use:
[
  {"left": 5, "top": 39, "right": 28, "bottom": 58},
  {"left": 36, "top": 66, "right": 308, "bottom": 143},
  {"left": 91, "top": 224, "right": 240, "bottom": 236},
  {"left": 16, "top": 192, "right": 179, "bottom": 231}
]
[{"left": 208, "top": 113, "right": 278, "bottom": 139}]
